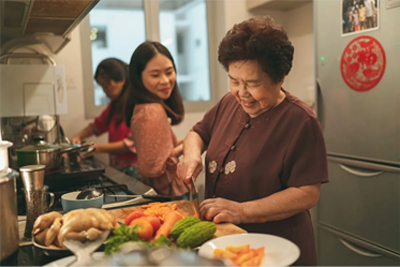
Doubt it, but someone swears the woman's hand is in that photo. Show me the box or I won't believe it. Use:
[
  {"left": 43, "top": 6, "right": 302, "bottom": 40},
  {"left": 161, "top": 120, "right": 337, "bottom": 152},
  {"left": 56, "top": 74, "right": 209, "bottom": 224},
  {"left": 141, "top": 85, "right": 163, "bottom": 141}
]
[
  {"left": 176, "top": 154, "right": 203, "bottom": 182},
  {"left": 71, "top": 136, "right": 81, "bottom": 144},
  {"left": 80, "top": 144, "right": 100, "bottom": 158},
  {"left": 173, "top": 143, "right": 183, "bottom": 158},
  {"left": 199, "top": 198, "right": 244, "bottom": 225}
]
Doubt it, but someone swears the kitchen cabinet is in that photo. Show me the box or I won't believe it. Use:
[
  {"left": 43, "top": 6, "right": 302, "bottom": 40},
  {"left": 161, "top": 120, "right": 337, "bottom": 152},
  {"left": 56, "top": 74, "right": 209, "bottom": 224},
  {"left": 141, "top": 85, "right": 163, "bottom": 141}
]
[
  {"left": 246, "top": 0, "right": 312, "bottom": 11},
  {"left": 319, "top": 160, "right": 400, "bottom": 253},
  {"left": 318, "top": 225, "right": 400, "bottom": 266}
]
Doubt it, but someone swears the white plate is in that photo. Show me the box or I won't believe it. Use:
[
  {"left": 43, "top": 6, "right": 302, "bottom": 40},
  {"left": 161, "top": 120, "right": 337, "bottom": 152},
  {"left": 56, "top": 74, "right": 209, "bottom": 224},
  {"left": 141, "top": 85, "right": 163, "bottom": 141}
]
[
  {"left": 43, "top": 252, "right": 105, "bottom": 267},
  {"left": 198, "top": 233, "right": 300, "bottom": 267}
]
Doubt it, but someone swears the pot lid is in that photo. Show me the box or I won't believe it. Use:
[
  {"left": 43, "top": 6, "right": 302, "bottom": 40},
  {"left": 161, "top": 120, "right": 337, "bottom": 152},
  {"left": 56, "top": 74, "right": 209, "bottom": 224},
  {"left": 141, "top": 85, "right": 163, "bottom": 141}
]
[
  {"left": 0, "top": 140, "right": 13, "bottom": 149},
  {"left": 19, "top": 165, "right": 46, "bottom": 172},
  {"left": 17, "top": 142, "right": 61, "bottom": 152},
  {"left": 0, "top": 168, "right": 19, "bottom": 183}
]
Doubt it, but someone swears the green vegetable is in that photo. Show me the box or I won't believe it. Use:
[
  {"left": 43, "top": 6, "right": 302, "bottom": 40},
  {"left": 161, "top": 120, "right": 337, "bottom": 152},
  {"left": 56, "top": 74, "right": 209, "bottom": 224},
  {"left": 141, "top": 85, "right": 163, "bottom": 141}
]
[
  {"left": 169, "top": 216, "right": 201, "bottom": 240},
  {"left": 104, "top": 224, "right": 152, "bottom": 255},
  {"left": 153, "top": 235, "right": 173, "bottom": 247},
  {"left": 177, "top": 221, "right": 216, "bottom": 249}
]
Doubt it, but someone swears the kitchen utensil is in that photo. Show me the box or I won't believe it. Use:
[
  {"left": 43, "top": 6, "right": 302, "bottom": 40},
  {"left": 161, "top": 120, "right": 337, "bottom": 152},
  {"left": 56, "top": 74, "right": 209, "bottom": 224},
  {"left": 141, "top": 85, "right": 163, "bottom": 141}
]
[
  {"left": 16, "top": 137, "right": 93, "bottom": 170},
  {"left": 62, "top": 229, "right": 110, "bottom": 267},
  {"left": 20, "top": 165, "right": 46, "bottom": 239},
  {"left": 76, "top": 188, "right": 103, "bottom": 200},
  {"left": 82, "top": 247, "right": 229, "bottom": 266},
  {"left": 0, "top": 141, "right": 13, "bottom": 176},
  {"left": 61, "top": 191, "right": 103, "bottom": 212},
  {"left": 105, "top": 194, "right": 184, "bottom": 201},
  {"left": 32, "top": 239, "right": 72, "bottom": 258},
  {"left": 198, "top": 233, "right": 300, "bottom": 266},
  {"left": 0, "top": 168, "right": 19, "bottom": 261},
  {"left": 42, "top": 185, "right": 55, "bottom": 211},
  {"left": 184, "top": 176, "right": 199, "bottom": 215}
]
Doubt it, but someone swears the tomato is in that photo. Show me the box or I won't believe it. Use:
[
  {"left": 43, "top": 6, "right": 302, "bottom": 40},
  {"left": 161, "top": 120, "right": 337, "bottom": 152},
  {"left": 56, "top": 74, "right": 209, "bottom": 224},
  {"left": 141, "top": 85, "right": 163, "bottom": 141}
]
[
  {"left": 142, "top": 216, "right": 161, "bottom": 232},
  {"left": 130, "top": 218, "right": 154, "bottom": 241},
  {"left": 125, "top": 210, "right": 145, "bottom": 225}
]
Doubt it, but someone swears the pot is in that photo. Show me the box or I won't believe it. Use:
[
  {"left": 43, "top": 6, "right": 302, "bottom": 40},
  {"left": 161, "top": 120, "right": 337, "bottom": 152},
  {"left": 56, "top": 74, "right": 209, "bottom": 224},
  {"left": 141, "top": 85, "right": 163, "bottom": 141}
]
[
  {"left": 0, "top": 169, "right": 19, "bottom": 261},
  {"left": 16, "top": 137, "right": 92, "bottom": 170}
]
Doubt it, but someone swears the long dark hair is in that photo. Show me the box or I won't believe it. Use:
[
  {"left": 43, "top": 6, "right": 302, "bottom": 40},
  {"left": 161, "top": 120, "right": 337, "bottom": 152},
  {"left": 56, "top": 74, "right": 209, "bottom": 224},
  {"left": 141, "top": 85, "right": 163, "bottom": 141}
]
[
  {"left": 124, "top": 41, "right": 184, "bottom": 127},
  {"left": 94, "top": 58, "right": 130, "bottom": 125}
]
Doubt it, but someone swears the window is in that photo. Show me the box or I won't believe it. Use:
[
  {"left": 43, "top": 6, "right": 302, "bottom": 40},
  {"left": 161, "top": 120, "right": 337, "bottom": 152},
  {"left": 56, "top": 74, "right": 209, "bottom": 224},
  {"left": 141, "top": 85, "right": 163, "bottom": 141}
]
[
  {"left": 81, "top": 0, "right": 226, "bottom": 118},
  {"left": 159, "top": 0, "right": 211, "bottom": 102}
]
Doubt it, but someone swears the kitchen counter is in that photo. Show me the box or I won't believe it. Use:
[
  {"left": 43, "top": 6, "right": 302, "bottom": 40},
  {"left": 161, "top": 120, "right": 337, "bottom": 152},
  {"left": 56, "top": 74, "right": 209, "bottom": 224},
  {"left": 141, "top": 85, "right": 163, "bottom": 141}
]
[{"left": 0, "top": 162, "right": 152, "bottom": 266}]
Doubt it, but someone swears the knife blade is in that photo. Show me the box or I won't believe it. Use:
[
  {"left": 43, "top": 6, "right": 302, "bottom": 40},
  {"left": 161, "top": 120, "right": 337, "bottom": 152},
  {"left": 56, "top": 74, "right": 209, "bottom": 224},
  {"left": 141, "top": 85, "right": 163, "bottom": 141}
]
[
  {"left": 105, "top": 194, "right": 181, "bottom": 201},
  {"left": 190, "top": 176, "right": 200, "bottom": 215}
]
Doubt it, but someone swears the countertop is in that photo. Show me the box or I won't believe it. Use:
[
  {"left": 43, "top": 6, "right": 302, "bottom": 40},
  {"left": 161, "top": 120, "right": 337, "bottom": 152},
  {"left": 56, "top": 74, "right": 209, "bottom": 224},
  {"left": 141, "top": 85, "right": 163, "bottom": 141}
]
[{"left": 0, "top": 162, "right": 153, "bottom": 266}]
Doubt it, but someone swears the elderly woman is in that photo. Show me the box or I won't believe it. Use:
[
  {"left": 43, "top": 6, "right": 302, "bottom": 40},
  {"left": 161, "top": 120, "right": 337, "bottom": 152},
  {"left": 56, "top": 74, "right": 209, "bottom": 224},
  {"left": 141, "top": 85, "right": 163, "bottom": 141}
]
[{"left": 177, "top": 16, "right": 328, "bottom": 265}]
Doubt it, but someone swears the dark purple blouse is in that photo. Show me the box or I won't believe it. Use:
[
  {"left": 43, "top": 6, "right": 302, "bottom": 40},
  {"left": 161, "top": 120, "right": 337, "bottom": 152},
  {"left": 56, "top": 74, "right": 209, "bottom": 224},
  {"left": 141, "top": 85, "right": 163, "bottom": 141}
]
[{"left": 192, "top": 90, "right": 329, "bottom": 266}]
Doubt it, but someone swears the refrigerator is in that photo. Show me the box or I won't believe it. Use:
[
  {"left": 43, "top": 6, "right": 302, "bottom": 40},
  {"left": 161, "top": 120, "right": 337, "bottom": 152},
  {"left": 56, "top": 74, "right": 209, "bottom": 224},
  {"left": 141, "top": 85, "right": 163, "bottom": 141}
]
[{"left": 314, "top": 0, "right": 400, "bottom": 265}]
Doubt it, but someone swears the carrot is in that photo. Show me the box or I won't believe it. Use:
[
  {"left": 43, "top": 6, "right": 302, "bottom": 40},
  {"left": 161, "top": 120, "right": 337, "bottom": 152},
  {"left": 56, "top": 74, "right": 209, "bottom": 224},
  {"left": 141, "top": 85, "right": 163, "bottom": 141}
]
[{"left": 154, "top": 211, "right": 182, "bottom": 240}]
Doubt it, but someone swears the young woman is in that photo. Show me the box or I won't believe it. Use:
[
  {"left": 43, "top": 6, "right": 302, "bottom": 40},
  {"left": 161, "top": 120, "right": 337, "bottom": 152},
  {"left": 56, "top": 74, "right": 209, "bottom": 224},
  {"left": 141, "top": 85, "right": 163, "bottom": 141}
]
[
  {"left": 124, "top": 41, "right": 188, "bottom": 197},
  {"left": 72, "top": 58, "right": 139, "bottom": 178}
]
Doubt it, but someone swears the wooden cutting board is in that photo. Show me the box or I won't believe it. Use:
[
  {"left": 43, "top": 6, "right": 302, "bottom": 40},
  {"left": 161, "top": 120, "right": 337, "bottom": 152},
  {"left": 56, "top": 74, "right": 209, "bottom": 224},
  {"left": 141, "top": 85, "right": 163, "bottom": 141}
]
[{"left": 107, "top": 200, "right": 247, "bottom": 239}]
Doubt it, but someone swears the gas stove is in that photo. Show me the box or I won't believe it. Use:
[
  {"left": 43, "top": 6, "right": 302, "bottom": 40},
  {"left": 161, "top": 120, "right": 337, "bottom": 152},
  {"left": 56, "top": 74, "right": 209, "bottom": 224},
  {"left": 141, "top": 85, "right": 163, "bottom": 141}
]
[{"left": 16, "top": 158, "right": 153, "bottom": 215}]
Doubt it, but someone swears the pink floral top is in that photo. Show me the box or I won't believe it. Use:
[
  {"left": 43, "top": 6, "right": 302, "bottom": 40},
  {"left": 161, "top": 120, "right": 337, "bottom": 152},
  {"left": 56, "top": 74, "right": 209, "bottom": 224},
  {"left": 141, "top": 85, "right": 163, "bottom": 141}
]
[{"left": 130, "top": 103, "right": 188, "bottom": 197}]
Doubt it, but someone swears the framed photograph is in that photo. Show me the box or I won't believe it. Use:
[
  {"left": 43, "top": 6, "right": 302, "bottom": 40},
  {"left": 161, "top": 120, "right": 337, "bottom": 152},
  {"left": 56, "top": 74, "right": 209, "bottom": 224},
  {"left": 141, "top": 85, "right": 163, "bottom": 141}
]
[{"left": 341, "top": 0, "right": 380, "bottom": 36}]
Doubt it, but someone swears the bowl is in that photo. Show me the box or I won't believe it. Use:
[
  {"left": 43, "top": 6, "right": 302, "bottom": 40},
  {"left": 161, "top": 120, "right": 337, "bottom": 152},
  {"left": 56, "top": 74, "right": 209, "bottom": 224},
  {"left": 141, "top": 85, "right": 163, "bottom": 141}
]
[
  {"left": 32, "top": 239, "right": 72, "bottom": 258},
  {"left": 61, "top": 191, "right": 103, "bottom": 212},
  {"left": 198, "top": 233, "right": 300, "bottom": 266}
]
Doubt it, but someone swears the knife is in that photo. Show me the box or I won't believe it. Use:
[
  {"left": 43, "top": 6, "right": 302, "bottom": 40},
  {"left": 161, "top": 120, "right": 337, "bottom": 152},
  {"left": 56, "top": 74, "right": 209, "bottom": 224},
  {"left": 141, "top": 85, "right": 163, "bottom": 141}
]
[
  {"left": 105, "top": 194, "right": 182, "bottom": 201},
  {"left": 188, "top": 176, "right": 200, "bottom": 215}
]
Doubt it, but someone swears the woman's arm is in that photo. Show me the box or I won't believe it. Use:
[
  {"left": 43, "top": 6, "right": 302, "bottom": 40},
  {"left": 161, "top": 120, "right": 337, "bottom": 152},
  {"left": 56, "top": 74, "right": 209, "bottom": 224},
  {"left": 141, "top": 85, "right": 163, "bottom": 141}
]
[
  {"left": 199, "top": 183, "right": 321, "bottom": 224},
  {"left": 93, "top": 141, "right": 130, "bottom": 154},
  {"left": 177, "top": 131, "right": 205, "bottom": 181},
  {"left": 240, "top": 183, "right": 321, "bottom": 223},
  {"left": 173, "top": 143, "right": 183, "bottom": 158},
  {"left": 72, "top": 124, "right": 96, "bottom": 144}
]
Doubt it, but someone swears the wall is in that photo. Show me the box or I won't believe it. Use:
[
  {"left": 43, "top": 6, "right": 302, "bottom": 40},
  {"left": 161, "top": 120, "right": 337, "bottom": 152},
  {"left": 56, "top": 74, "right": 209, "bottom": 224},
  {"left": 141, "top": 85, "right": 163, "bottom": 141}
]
[
  {"left": 282, "top": 2, "right": 315, "bottom": 108},
  {"left": 53, "top": 26, "right": 109, "bottom": 164}
]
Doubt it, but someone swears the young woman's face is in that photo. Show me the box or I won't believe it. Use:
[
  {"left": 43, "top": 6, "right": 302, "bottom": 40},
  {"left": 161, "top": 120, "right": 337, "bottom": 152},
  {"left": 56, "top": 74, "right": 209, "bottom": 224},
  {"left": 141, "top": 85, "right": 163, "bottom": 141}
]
[
  {"left": 141, "top": 53, "right": 176, "bottom": 100},
  {"left": 228, "top": 60, "right": 285, "bottom": 118},
  {"left": 97, "top": 76, "right": 125, "bottom": 101}
]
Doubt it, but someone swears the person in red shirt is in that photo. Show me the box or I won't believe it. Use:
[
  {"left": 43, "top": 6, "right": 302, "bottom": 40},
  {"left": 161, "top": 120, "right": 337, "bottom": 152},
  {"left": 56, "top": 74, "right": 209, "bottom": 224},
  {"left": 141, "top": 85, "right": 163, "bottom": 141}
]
[{"left": 72, "top": 58, "right": 139, "bottom": 178}]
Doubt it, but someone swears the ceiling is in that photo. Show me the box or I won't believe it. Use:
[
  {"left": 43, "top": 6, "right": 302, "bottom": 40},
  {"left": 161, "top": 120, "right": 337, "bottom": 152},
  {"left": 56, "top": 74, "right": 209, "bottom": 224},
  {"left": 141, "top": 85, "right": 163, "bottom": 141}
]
[{"left": 95, "top": 0, "right": 194, "bottom": 11}]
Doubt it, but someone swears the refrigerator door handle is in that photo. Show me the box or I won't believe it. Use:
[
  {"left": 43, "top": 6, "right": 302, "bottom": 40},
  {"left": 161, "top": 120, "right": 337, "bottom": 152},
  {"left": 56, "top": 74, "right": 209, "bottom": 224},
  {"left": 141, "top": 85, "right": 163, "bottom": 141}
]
[
  {"left": 328, "top": 156, "right": 400, "bottom": 173},
  {"left": 316, "top": 79, "right": 325, "bottom": 130},
  {"left": 339, "top": 238, "right": 382, "bottom": 258},
  {"left": 338, "top": 163, "right": 384, "bottom": 177}
]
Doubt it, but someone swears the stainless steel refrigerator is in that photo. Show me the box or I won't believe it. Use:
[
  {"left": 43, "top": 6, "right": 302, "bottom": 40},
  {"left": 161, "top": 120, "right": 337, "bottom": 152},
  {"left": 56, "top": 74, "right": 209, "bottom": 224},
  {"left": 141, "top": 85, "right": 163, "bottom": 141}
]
[{"left": 314, "top": 0, "right": 400, "bottom": 265}]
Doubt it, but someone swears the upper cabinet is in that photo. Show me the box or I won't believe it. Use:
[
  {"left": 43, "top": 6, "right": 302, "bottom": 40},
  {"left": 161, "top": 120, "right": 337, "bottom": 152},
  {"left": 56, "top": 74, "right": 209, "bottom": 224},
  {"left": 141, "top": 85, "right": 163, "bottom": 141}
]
[
  {"left": 0, "top": 0, "right": 99, "bottom": 54},
  {"left": 246, "top": 0, "right": 312, "bottom": 11}
]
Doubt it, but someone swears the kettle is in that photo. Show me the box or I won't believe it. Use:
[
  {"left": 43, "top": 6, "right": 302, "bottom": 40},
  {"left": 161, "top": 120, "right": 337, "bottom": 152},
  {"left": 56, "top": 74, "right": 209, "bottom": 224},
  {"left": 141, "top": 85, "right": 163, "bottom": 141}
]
[{"left": 0, "top": 169, "right": 19, "bottom": 260}]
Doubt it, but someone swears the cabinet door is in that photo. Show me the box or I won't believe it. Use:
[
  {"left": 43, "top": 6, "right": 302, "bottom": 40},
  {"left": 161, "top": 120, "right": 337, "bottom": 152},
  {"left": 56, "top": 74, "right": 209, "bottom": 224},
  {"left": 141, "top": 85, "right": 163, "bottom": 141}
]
[
  {"left": 318, "top": 225, "right": 400, "bottom": 266},
  {"left": 319, "top": 159, "right": 400, "bottom": 253}
]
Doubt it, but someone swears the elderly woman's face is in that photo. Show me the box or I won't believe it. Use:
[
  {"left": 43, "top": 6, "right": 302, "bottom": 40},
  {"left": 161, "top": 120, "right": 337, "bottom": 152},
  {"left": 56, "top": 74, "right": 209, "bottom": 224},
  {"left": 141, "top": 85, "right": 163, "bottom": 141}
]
[{"left": 228, "top": 60, "right": 285, "bottom": 118}]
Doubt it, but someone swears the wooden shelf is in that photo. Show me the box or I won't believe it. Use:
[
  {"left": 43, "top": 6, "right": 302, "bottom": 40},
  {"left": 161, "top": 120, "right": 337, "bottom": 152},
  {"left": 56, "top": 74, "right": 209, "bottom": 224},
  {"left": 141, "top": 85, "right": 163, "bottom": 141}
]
[{"left": 247, "top": 0, "right": 312, "bottom": 11}]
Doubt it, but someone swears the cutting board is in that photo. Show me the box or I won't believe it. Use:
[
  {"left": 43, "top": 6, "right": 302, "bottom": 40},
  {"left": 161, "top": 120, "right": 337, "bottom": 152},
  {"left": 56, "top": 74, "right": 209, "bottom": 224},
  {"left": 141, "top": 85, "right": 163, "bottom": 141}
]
[{"left": 107, "top": 200, "right": 247, "bottom": 239}]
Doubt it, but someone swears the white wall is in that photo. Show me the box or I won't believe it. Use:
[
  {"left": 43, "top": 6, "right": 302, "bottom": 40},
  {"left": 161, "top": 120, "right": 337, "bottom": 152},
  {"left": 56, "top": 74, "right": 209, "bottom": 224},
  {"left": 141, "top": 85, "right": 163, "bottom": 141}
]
[
  {"left": 54, "top": 26, "right": 109, "bottom": 164},
  {"left": 283, "top": 2, "right": 315, "bottom": 108}
]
